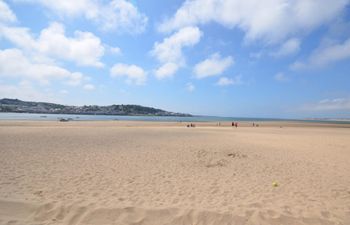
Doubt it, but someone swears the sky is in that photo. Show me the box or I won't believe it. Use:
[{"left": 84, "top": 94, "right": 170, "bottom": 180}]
[{"left": 0, "top": 0, "right": 350, "bottom": 118}]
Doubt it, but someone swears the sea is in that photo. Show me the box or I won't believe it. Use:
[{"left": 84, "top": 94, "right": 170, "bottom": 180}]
[{"left": 0, "top": 112, "right": 350, "bottom": 124}]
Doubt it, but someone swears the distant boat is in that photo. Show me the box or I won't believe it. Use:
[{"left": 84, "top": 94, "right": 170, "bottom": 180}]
[
  {"left": 40, "top": 115, "right": 47, "bottom": 118},
  {"left": 58, "top": 118, "right": 72, "bottom": 122}
]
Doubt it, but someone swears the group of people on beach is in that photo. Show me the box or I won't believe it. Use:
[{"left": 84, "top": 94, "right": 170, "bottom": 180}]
[
  {"left": 216, "top": 122, "right": 239, "bottom": 127},
  {"left": 188, "top": 122, "right": 238, "bottom": 127},
  {"left": 187, "top": 122, "right": 260, "bottom": 128},
  {"left": 187, "top": 123, "right": 196, "bottom": 127}
]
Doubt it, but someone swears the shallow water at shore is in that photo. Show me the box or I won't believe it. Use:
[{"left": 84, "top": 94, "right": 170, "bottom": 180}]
[{"left": 1, "top": 112, "right": 349, "bottom": 124}]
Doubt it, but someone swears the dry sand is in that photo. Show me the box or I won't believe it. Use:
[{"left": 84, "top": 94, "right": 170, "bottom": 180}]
[{"left": 0, "top": 121, "right": 350, "bottom": 225}]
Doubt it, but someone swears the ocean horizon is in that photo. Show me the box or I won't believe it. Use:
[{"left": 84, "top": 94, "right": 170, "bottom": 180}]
[{"left": 1, "top": 112, "right": 349, "bottom": 124}]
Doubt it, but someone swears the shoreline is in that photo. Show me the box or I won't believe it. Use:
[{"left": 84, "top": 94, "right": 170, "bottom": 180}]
[
  {"left": 1, "top": 120, "right": 350, "bottom": 129},
  {"left": 1, "top": 112, "right": 350, "bottom": 125}
]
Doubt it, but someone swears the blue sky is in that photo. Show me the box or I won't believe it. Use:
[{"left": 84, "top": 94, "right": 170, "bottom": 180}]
[{"left": 0, "top": 0, "right": 350, "bottom": 118}]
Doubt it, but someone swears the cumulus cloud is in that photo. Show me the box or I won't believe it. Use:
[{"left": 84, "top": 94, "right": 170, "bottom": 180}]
[
  {"left": 0, "top": 25, "right": 36, "bottom": 50},
  {"left": 16, "top": 0, "right": 148, "bottom": 33},
  {"left": 110, "top": 63, "right": 147, "bottom": 85},
  {"left": 0, "top": 48, "right": 85, "bottom": 85},
  {"left": 38, "top": 23, "right": 105, "bottom": 67},
  {"left": 0, "top": 81, "right": 55, "bottom": 102},
  {"left": 0, "top": 0, "right": 17, "bottom": 23},
  {"left": 291, "top": 38, "right": 350, "bottom": 70},
  {"left": 159, "top": 0, "right": 349, "bottom": 43},
  {"left": 0, "top": 22, "right": 105, "bottom": 67},
  {"left": 302, "top": 98, "right": 350, "bottom": 111},
  {"left": 152, "top": 26, "right": 202, "bottom": 64},
  {"left": 194, "top": 53, "right": 233, "bottom": 79},
  {"left": 272, "top": 38, "right": 301, "bottom": 57},
  {"left": 216, "top": 75, "right": 242, "bottom": 86},
  {"left": 154, "top": 62, "right": 179, "bottom": 80},
  {"left": 151, "top": 26, "right": 202, "bottom": 79}
]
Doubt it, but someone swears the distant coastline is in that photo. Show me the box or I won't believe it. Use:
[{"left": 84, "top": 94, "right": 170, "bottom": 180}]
[{"left": 0, "top": 98, "right": 192, "bottom": 117}]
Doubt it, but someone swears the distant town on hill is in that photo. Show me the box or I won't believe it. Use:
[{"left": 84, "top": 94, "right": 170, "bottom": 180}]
[{"left": 0, "top": 98, "right": 192, "bottom": 117}]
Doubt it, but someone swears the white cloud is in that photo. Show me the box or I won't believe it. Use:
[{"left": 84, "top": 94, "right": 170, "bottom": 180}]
[
  {"left": 194, "top": 53, "right": 233, "bottom": 79},
  {"left": 154, "top": 62, "right": 179, "bottom": 79},
  {"left": 0, "top": 25, "right": 36, "bottom": 49},
  {"left": 0, "top": 0, "right": 17, "bottom": 23},
  {"left": 102, "top": 0, "right": 148, "bottom": 33},
  {"left": 216, "top": 75, "right": 242, "bottom": 86},
  {"left": 65, "top": 72, "right": 84, "bottom": 86},
  {"left": 83, "top": 84, "right": 95, "bottom": 91},
  {"left": 16, "top": 0, "right": 148, "bottom": 33},
  {"left": 151, "top": 26, "right": 202, "bottom": 78},
  {"left": 110, "top": 63, "right": 147, "bottom": 85},
  {"left": 0, "top": 81, "right": 55, "bottom": 102},
  {"left": 152, "top": 26, "right": 202, "bottom": 64},
  {"left": 274, "top": 72, "right": 289, "bottom": 82},
  {"left": 186, "top": 82, "right": 195, "bottom": 92},
  {"left": 0, "top": 22, "right": 105, "bottom": 67},
  {"left": 302, "top": 98, "right": 350, "bottom": 111},
  {"left": 308, "top": 38, "right": 350, "bottom": 66},
  {"left": 38, "top": 23, "right": 105, "bottom": 67},
  {"left": 0, "top": 48, "right": 85, "bottom": 85},
  {"left": 272, "top": 38, "right": 301, "bottom": 57},
  {"left": 159, "top": 0, "right": 349, "bottom": 43},
  {"left": 291, "top": 38, "right": 350, "bottom": 69}
]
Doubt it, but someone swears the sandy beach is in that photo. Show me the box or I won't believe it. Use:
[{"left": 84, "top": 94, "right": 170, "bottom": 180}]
[{"left": 0, "top": 120, "right": 350, "bottom": 225}]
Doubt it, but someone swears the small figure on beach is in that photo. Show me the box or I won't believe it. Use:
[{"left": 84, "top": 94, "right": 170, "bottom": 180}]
[
  {"left": 253, "top": 122, "right": 255, "bottom": 127},
  {"left": 188, "top": 123, "right": 195, "bottom": 127},
  {"left": 235, "top": 122, "right": 238, "bottom": 128},
  {"left": 232, "top": 122, "right": 235, "bottom": 127}
]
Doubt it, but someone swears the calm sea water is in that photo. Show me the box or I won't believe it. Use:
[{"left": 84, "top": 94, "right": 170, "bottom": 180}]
[{"left": 0, "top": 112, "right": 349, "bottom": 124}]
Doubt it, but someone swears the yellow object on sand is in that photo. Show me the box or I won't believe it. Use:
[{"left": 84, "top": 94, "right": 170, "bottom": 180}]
[{"left": 272, "top": 181, "right": 278, "bottom": 187}]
